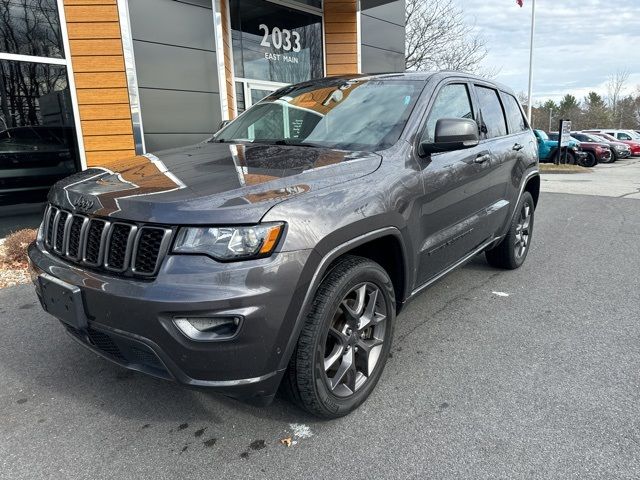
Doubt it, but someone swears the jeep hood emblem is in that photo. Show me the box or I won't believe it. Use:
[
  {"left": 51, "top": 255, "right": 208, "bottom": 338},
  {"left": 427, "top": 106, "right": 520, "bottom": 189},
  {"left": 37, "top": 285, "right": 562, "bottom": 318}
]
[{"left": 72, "top": 196, "right": 95, "bottom": 212}]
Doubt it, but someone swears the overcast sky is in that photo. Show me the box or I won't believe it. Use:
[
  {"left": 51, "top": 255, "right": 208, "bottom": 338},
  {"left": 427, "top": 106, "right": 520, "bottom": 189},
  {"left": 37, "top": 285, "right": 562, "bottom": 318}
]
[{"left": 454, "top": 0, "right": 640, "bottom": 104}]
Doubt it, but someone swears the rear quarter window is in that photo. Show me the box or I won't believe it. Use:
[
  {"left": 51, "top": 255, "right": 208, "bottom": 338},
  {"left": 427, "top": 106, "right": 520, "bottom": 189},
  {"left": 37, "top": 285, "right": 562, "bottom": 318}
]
[{"left": 502, "top": 94, "right": 529, "bottom": 133}]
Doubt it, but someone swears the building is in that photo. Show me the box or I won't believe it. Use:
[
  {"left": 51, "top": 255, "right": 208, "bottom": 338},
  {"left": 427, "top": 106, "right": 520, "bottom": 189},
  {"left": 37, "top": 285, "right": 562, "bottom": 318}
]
[{"left": 0, "top": 0, "right": 405, "bottom": 207}]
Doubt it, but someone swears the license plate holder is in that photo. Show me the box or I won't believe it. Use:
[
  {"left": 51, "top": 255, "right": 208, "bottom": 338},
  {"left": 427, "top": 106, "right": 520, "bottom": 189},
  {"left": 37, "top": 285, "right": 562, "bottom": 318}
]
[{"left": 38, "top": 274, "right": 88, "bottom": 330}]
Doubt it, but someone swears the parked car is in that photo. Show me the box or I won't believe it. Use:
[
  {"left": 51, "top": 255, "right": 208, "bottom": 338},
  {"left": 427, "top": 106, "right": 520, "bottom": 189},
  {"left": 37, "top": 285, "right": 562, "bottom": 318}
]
[
  {"left": 0, "top": 126, "right": 78, "bottom": 205},
  {"left": 28, "top": 72, "right": 540, "bottom": 418},
  {"left": 574, "top": 132, "right": 631, "bottom": 161},
  {"left": 583, "top": 129, "right": 640, "bottom": 156},
  {"left": 549, "top": 132, "right": 613, "bottom": 164},
  {"left": 534, "top": 129, "right": 591, "bottom": 166}
]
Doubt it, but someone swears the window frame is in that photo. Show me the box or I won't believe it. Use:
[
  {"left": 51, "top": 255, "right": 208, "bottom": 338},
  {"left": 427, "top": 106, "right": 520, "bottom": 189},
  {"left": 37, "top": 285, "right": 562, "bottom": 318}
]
[
  {"left": 414, "top": 79, "right": 480, "bottom": 155},
  {"left": 472, "top": 83, "right": 509, "bottom": 140},
  {"left": 0, "top": 0, "right": 86, "bottom": 170},
  {"left": 499, "top": 91, "right": 530, "bottom": 135}
]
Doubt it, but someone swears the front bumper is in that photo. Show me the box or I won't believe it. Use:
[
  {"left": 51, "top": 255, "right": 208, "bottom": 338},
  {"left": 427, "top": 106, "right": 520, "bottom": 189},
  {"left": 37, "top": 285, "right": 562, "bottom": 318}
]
[{"left": 28, "top": 241, "right": 313, "bottom": 403}]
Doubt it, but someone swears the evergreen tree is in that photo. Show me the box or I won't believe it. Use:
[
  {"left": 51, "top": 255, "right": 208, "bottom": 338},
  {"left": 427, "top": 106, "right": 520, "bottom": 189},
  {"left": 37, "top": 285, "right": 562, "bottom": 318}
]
[
  {"left": 582, "top": 92, "right": 610, "bottom": 129},
  {"left": 557, "top": 94, "right": 582, "bottom": 130}
]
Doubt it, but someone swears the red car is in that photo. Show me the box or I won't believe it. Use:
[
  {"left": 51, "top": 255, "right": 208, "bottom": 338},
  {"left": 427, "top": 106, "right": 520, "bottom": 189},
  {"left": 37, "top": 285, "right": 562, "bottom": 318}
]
[
  {"left": 583, "top": 130, "right": 640, "bottom": 156},
  {"left": 549, "top": 132, "right": 612, "bottom": 165}
]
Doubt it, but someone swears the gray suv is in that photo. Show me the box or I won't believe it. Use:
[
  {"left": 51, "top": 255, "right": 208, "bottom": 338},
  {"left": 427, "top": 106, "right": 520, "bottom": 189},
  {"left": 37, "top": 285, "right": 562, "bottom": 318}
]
[{"left": 28, "top": 72, "right": 540, "bottom": 418}]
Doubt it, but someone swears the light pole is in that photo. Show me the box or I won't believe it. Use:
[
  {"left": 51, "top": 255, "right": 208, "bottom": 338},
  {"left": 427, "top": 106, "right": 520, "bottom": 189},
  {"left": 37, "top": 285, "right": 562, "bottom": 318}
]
[{"left": 526, "top": 0, "right": 537, "bottom": 123}]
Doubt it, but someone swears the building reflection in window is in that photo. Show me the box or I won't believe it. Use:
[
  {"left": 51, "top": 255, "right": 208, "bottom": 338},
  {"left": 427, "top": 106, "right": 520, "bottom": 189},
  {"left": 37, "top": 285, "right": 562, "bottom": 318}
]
[{"left": 1, "top": 0, "right": 79, "bottom": 206}]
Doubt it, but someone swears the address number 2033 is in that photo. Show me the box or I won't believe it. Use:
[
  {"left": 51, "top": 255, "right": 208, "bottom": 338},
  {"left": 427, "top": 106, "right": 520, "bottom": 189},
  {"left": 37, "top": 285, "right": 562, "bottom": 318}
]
[{"left": 259, "top": 24, "right": 302, "bottom": 52}]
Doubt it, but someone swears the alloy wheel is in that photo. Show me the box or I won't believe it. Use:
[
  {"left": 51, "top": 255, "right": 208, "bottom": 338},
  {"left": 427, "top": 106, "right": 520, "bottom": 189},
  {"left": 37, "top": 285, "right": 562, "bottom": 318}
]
[
  {"left": 322, "top": 282, "right": 387, "bottom": 398},
  {"left": 514, "top": 202, "right": 532, "bottom": 259}
]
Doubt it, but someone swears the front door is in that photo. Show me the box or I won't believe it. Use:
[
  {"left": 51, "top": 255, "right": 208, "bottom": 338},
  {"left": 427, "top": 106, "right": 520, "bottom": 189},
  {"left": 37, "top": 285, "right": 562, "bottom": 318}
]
[{"left": 413, "top": 82, "right": 498, "bottom": 285}]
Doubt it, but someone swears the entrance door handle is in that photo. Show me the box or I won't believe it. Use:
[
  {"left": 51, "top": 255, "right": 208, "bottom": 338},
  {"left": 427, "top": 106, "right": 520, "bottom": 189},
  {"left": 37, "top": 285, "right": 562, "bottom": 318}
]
[
  {"left": 474, "top": 153, "right": 491, "bottom": 164},
  {"left": 513, "top": 143, "right": 524, "bottom": 151}
]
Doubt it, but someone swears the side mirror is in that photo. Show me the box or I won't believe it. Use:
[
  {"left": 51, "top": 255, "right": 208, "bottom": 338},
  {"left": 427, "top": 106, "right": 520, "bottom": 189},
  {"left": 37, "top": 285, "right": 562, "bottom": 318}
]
[
  {"left": 420, "top": 118, "right": 480, "bottom": 155},
  {"left": 217, "top": 120, "right": 231, "bottom": 132}
]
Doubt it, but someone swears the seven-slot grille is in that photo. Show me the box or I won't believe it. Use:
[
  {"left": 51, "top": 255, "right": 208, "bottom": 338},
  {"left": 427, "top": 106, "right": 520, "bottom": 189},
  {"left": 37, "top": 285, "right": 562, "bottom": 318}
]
[{"left": 43, "top": 205, "right": 172, "bottom": 276}]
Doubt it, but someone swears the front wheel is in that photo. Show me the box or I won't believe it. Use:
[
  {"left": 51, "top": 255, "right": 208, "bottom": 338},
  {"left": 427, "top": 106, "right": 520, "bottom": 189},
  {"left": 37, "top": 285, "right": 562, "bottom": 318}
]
[
  {"left": 485, "top": 191, "right": 535, "bottom": 269},
  {"left": 284, "top": 255, "right": 395, "bottom": 418},
  {"left": 580, "top": 152, "right": 598, "bottom": 168}
]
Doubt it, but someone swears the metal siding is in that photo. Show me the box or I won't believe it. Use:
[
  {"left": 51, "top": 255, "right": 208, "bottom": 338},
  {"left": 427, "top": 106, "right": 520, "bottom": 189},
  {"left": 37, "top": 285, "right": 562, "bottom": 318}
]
[
  {"left": 359, "top": 0, "right": 405, "bottom": 74},
  {"left": 127, "top": 0, "right": 222, "bottom": 152}
]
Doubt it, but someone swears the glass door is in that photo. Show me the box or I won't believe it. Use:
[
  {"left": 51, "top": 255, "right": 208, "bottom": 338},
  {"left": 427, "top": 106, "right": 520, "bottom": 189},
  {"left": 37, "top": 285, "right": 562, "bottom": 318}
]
[{"left": 246, "top": 80, "right": 287, "bottom": 108}]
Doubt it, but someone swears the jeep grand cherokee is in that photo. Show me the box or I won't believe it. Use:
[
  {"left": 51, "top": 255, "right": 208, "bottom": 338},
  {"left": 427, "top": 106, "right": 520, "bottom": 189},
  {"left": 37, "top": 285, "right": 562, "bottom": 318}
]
[{"left": 28, "top": 72, "right": 540, "bottom": 418}]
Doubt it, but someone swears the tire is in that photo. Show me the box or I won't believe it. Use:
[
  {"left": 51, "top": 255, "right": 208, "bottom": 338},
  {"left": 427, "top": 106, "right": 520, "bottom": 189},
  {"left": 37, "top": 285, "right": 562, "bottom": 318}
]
[
  {"left": 604, "top": 150, "right": 617, "bottom": 163},
  {"left": 554, "top": 149, "right": 576, "bottom": 165},
  {"left": 284, "top": 255, "right": 395, "bottom": 418},
  {"left": 485, "top": 191, "right": 535, "bottom": 270},
  {"left": 580, "top": 152, "right": 598, "bottom": 168}
]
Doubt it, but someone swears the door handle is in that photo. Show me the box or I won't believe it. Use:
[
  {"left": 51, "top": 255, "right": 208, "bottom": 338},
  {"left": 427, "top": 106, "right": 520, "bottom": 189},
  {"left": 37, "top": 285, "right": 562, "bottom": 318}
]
[
  {"left": 513, "top": 143, "right": 524, "bottom": 151},
  {"left": 474, "top": 153, "right": 491, "bottom": 164}
]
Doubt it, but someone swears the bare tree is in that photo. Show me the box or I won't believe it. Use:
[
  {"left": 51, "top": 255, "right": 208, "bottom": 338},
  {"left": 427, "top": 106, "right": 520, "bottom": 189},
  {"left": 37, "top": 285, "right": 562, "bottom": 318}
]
[
  {"left": 606, "top": 69, "right": 630, "bottom": 125},
  {"left": 405, "top": 0, "right": 488, "bottom": 73}
]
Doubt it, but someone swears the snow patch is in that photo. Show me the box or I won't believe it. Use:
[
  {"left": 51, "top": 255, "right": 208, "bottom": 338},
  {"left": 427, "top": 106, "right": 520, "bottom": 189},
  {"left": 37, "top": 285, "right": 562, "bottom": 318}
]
[
  {"left": 492, "top": 291, "right": 509, "bottom": 297},
  {"left": 289, "top": 423, "right": 313, "bottom": 439}
]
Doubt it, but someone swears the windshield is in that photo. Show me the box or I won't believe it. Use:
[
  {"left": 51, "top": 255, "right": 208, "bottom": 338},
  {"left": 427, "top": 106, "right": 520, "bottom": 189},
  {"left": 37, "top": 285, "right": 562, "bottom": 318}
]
[
  {"left": 582, "top": 134, "right": 602, "bottom": 142},
  {"left": 626, "top": 131, "right": 640, "bottom": 140},
  {"left": 536, "top": 130, "right": 549, "bottom": 140},
  {"left": 595, "top": 133, "right": 616, "bottom": 142},
  {"left": 214, "top": 79, "right": 423, "bottom": 151}
]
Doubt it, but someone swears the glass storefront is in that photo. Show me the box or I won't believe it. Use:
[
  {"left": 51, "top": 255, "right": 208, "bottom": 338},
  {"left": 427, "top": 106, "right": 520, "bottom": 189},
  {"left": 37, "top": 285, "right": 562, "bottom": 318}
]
[
  {"left": 229, "top": 0, "right": 324, "bottom": 111},
  {"left": 0, "top": 0, "right": 80, "bottom": 206}
]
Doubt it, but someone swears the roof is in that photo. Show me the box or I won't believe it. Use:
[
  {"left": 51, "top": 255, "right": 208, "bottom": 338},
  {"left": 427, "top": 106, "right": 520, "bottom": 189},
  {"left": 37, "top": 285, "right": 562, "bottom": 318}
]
[{"left": 319, "top": 71, "right": 517, "bottom": 95}]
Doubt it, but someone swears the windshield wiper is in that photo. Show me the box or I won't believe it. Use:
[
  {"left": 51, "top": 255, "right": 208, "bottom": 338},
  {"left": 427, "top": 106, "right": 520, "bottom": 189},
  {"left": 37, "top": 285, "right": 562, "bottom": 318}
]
[{"left": 273, "top": 140, "right": 319, "bottom": 148}]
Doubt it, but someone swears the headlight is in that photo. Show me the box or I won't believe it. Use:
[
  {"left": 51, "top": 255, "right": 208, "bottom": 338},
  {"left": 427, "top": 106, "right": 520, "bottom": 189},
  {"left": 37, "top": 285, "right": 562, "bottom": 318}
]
[{"left": 173, "top": 223, "right": 284, "bottom": 261}]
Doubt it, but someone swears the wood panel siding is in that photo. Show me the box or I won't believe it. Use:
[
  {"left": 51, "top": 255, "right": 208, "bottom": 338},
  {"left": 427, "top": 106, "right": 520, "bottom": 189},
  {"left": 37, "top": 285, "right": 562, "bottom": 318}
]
[
  {"left": 63, "top": 0, "right": 136, "bottom": 167},
  {"left": 219, "top": 0, "right": 236, "bottom": 119},
  {"left": 324, "top": 0, "right": 359, "bottom": 75}
]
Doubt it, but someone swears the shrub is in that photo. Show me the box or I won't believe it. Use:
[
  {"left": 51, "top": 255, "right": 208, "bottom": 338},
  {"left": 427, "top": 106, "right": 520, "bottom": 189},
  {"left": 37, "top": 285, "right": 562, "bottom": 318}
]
[{"left": 2, "top": 229, "right": 37, "bottom": 264}]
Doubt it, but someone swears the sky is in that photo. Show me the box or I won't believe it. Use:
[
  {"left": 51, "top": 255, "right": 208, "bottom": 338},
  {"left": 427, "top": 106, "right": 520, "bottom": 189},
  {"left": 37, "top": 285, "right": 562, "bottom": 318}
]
[{"left": 453, "top": 0, "right": 640, "bottom": 104}]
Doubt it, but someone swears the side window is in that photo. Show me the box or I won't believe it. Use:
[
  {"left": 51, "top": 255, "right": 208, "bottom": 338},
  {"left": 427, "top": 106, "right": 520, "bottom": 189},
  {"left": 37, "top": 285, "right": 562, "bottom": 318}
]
[
  {"left": 502, "top": 93, "right": 528, "bottom": 133},
  {"left": 619, "top": 133, "right": 631, "bottom": 140},
  {"left": 420, "top": 83, "right": 474, "bottom": 144},
  {"left": 475, "top": 86, "right": 507, "bottom": 139}
]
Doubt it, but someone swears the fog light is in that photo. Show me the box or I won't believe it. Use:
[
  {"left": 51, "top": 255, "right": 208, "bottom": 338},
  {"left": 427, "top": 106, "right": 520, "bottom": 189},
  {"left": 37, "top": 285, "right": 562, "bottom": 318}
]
[{"left": 174, "top": 316, "right": 241, "bottom": 341}]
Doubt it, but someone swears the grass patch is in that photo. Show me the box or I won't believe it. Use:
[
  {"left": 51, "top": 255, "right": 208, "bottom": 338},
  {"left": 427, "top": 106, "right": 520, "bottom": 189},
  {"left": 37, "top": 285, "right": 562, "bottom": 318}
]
[
  {"left": 0, "top": 229, "right": 36, "bottom": 288},
  {"left": 539, "top": 163, "right": 591, "bottom": 174}
]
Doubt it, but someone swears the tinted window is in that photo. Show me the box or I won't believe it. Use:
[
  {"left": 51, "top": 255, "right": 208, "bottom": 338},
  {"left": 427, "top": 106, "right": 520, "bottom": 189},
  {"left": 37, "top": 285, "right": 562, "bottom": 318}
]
[
  {"left": 618, "top": 133, "right": 632, "bottom": 140},
  {"left": 0, "top": 0, "right": 64, "bottom": 58},
  {"left": 476, "top": 86, "right": 507, "bottom": 138},
  {"left": 421, "top": 84, "right": 474, "bottom": 144},
  {"left": 217, "top": 80, "right": 421, "bottom": 151},
  {"left": 502, "top": 94, "right": 528, "bottom": 133}
]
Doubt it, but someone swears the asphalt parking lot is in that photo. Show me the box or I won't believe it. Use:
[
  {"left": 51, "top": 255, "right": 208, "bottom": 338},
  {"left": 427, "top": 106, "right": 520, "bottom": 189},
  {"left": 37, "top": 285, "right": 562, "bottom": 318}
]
[{"left": 2, "top": 160, "right": 640, "bottom": 479}]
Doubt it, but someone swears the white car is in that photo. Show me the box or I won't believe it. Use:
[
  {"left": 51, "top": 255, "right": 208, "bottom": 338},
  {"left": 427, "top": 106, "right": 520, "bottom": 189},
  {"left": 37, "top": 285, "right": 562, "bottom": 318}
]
[{"left": 584, "top": 129, "right": 640, "bottom": 142}]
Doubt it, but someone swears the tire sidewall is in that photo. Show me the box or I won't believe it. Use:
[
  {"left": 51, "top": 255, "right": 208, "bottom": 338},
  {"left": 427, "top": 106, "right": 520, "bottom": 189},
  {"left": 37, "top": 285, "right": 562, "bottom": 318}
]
[{"left": 306, "top": 262, "right": 395, "bottom": 417}]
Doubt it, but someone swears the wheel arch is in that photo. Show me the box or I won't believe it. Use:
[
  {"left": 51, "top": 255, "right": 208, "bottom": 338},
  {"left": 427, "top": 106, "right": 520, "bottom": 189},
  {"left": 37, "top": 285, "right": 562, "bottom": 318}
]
[
  {"left": 524, "top": 173, "right": 540, "bottom": 208},
  {"left": 276, "top": 227, "right": 410, "bottom": 373}
]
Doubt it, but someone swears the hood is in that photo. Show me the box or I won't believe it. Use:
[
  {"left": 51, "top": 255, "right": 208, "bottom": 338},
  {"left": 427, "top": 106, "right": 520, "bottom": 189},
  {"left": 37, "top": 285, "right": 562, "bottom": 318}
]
[{"left": 49, "top": 142, "right": 382, "bottom": 224}]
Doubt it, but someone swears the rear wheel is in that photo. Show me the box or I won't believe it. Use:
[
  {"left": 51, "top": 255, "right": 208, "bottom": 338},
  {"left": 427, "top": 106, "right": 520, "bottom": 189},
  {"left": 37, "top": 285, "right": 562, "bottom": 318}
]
[
  {"left": 284, "top": 255, "right": 395, "bottom": 418},
  {"left": 486, "top": 191, "right": 535, "bottom": 270}
]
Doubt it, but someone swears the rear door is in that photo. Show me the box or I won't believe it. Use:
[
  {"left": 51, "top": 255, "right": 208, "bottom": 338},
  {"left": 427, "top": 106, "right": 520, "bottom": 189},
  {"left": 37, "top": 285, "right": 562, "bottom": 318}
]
[
  {"left": 496, "top": 90, "right": 536, "bottom": 227},
  {"left": 413, "top": 81, "right": 497, "bottom": 285},
  {"left": 468, "top": 84, "right": 517, "bottom": 241}
]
